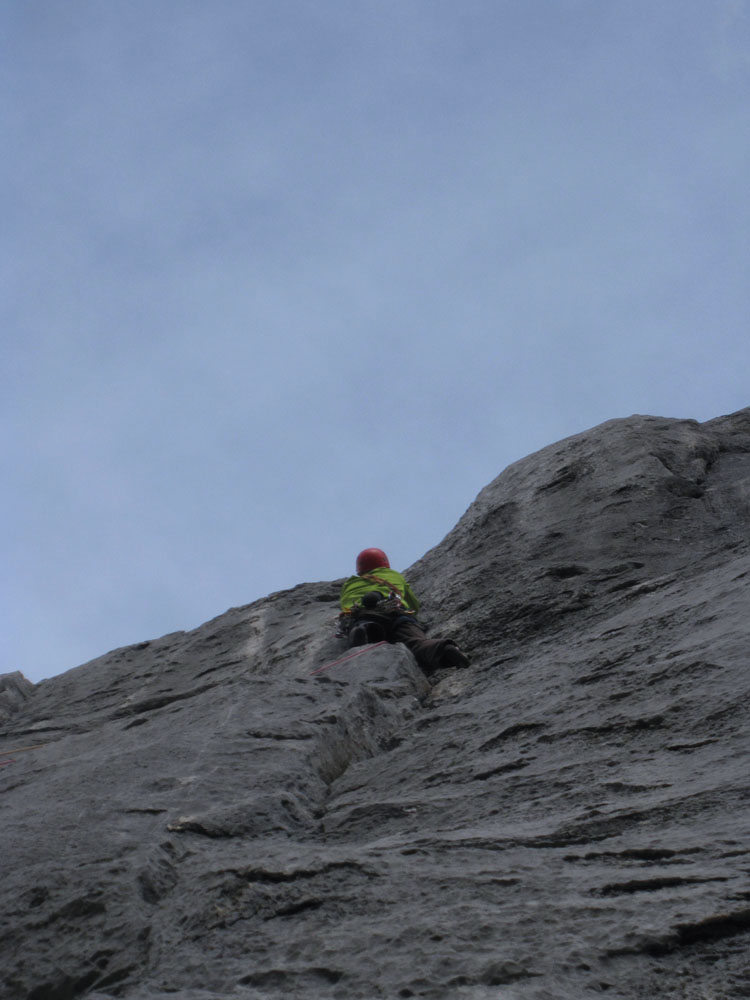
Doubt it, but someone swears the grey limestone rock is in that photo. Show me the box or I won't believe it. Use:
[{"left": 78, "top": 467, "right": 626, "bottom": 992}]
[
  {"left": 2, "top": 409, "right": 750, "bottom": 999},
  {"left": 0, "top": 671, "right": 34, "bottom": 724}
]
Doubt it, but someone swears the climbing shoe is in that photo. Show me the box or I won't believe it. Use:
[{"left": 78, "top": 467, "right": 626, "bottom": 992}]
[{"left": 442, "top": 642, "right": 470, "bottom": 669}]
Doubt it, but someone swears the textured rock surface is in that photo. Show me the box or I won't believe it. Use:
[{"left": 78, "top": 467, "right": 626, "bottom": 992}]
[{"left": 2, "top": 409, "right": 750, "bottom": 1000}]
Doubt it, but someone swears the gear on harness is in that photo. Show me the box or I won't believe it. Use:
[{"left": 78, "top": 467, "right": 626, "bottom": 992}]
[
  {"left": 335, "top": 551, "right": 470, "bottom": 676},
  {"left": 336, "top": 588, "right": 412, "bottom": 640}
]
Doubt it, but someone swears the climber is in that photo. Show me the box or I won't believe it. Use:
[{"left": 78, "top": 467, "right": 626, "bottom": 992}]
[{"left": 338, "top": 547, "right": 470, "bottom": 676}]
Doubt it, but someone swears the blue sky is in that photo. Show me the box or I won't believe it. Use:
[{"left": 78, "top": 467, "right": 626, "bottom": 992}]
[{"left": 3, "top": 1, "right": 749, "bottom": 683}]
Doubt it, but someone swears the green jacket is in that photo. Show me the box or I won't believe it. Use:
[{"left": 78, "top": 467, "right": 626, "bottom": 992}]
[{"left": 339, "top": 568, "right": 420, "bottom": 613}]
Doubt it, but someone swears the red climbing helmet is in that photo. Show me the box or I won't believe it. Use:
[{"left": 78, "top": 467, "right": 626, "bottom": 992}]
[{"left": 356, "top": 548, "right": 390, "bottom": 575}]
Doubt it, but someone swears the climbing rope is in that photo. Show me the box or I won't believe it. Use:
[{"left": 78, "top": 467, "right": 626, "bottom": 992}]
[
  {"left": 310, "top": 641, "right": 389, "bottom": 677},
  {"left": 0, "top": 743, "right": 46, "bottom": 768}
]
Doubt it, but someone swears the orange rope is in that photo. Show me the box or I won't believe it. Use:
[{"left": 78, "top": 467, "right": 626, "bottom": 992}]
[
  {"left": 0, "top": 743, "right": 47, "bottom": 755},
  {"left": 310, "top": 641, "right": 389, "bottom": 676}
]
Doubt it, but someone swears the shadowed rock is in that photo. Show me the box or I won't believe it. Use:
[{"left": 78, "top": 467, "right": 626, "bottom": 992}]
[{"left": 2, "top": 409, "right": 750, "bottom": 999}]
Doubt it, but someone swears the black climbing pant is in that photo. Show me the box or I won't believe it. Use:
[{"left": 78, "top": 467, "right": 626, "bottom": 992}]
[
  {"left": 388, "top": 616, "right": 461, "bottom": 675},
  {"left": 348, "top": 610, "right": 461, "bottom": 675}
]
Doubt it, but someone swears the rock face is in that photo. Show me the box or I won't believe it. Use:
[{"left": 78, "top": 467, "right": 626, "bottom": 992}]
[{"left": 2, "top": 409, "right": 750, "bottom": 1000}]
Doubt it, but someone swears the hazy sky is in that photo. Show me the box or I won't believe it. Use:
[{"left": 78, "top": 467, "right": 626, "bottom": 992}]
[{"left": 4, "top": 1, "right": 749, "bottom": 683}]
